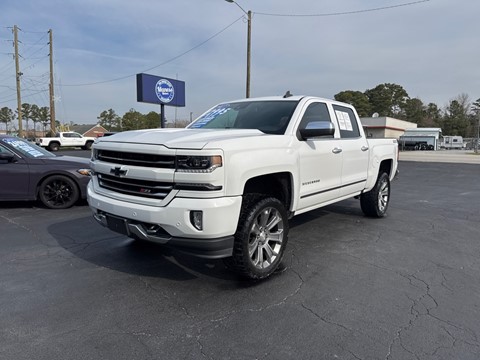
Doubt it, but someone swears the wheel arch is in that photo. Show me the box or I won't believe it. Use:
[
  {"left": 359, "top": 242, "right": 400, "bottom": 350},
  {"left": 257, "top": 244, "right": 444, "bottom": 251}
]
[
  {"left": 379, "top": 159, "right": 393, "bottom": 177},
  {"left": 242, "top": 172, "right": 293, "bottom": 214},
  {"left": 365, "top": 157, "right": 394, "bottom": 192},
  {"left": 35, "top": 171, "right": 82, "bottom": 200}
]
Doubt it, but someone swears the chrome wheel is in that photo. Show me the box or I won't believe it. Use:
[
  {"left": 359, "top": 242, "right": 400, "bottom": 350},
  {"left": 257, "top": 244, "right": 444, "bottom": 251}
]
[
  {"left": 248, "top": 206, "right": 285, "bottom": 269},
  {"left": 227, "top": 195, "right": 289, "bottom": 279},
  {"left": 361, "top": 172, "right": 390, "bottom": 218},
  {"left": 377, "top": 178, "right": 389, "bottom": 213}
]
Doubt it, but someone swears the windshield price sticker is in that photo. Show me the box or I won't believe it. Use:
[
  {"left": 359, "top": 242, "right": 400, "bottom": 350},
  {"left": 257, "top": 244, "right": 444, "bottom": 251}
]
[
  {"left": 191, "top": 105, "right": 230, "bottom": 128},
  {"left": 2, "top": 138, "right": 44, "bottom": 157}
]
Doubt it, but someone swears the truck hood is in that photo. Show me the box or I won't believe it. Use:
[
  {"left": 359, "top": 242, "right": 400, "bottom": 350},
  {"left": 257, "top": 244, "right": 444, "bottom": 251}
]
[{"left": 97, "top": 128, "right": 267, "bottom": 150}]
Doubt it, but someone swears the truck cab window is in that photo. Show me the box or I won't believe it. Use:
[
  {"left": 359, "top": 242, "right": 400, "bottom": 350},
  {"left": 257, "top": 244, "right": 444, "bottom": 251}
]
[
  {"left": 332, "top": 105, "right": 360, "bottom": 139},
  {"left": 297, "top": 102, "right": 333, "bottom": 139}
]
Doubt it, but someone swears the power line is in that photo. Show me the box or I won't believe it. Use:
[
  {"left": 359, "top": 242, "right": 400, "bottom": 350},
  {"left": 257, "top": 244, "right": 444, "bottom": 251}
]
[
  {"left": 255, "top": 0, "right": 431, "bottom": 17},
  {"left": 61, "top": 15, "right": 244, "bottom": 87},
  {"left": 19, "top": 29, "right": 47, "bottom": 34},
  {"left": 0, "top": 88, "right": 48, "bottom": 103},
  {"left": 22, "top": 54, "right": 49, "bottom": 72}
]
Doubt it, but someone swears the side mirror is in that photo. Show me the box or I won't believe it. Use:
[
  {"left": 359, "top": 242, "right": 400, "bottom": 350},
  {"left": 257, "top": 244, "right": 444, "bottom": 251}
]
[
  {"left": 0, "top": 152, "right": 16, "bottom": 163},
  {"left": 299, "top": 121, "right": 335, "bottom": 140}
]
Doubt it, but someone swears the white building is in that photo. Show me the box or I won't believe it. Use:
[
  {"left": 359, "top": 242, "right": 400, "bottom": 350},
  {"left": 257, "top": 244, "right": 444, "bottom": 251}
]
[{"left": 360, "top": 117, "right": 417, "bottom": 139}]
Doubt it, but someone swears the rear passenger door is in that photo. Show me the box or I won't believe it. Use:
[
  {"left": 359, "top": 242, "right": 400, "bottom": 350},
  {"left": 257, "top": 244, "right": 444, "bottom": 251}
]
[
  {"left": 332, "top": 104, "right": 369, "bottom": 197},
  {"left": 62, "top": 133, "right": 83, "bottom": 147},
  {"left": 296, "top": 101, "right": 343, "bottom": 212}
]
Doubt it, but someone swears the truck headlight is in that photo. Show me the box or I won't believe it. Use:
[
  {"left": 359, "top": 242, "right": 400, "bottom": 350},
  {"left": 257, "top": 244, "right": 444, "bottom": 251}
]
[
  {"left": 176, "top": 155, "right": 222, "bottom": 173},
  {"left": 91, "top": 148, "right": 98, "bottom": 161}
]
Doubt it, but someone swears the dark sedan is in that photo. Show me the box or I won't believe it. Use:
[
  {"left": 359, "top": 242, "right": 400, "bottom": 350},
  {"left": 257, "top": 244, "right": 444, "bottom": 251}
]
[{"left": 0, "top": 135, "right": 91, "bottom": 209}]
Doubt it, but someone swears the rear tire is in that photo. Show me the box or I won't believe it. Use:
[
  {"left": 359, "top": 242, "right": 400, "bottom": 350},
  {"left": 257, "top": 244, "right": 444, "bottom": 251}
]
[
  {"left": 48, "top": 142, "right": 60, "bottom": 151},
  {"left": 225, "top": 194, "right": 289, "bottom": 279},
  {"left": 360, "top": 172, "right": 390, "bottom": 218}
]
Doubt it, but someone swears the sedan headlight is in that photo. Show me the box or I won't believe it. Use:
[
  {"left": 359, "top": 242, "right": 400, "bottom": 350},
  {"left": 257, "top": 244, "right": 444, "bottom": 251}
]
[
  {"left": 77, "top": 169, "right": 92, "bottom": 176},
  {"left": 176, "top": 155, "right": 222, "bottom": 173}
]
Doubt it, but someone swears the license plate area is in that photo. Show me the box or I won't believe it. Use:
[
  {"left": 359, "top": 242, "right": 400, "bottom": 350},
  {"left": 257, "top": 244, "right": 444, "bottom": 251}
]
[{"left": 106, "top": 215, "right": 129, "bottom": 236}]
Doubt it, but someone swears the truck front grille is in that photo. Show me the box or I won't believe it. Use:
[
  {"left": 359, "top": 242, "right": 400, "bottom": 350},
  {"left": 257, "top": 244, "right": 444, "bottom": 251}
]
[
  {"left": 97, "top": 173, "right": 174, "bottom": 199},
  {"left": 96, "top": 150, "right": 175, "bottom": 168}
]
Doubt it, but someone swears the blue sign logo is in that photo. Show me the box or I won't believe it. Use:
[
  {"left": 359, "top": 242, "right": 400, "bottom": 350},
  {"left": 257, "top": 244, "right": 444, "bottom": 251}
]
[{"left": 155, "top": 79, "right": 175, "bottom": 103}]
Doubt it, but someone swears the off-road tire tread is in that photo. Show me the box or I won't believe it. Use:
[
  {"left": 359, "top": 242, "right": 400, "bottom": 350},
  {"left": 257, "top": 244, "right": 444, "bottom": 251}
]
[
  {"left": 360, "top": 172, "right": 390, "bottom": 218},
  {"left": 225, "top": 194, "right": 289, "bottom": 280}
]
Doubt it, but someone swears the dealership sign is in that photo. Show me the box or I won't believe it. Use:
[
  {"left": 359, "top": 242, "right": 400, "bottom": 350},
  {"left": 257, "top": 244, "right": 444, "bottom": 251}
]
[{"left": 136, "top": 73, "right": 185, "bottom": 107}]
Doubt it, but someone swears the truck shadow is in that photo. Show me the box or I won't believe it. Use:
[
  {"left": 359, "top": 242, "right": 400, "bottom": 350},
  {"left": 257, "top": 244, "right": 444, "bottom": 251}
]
[
  {"left": 49, "top": 215, "right": 239, "bottom": 282},
  {"left": 289, "top": 199, "right": 363, "bottom": 229},
  {"left": 49, "top": 200, "right": 363, "bottom": 283}
]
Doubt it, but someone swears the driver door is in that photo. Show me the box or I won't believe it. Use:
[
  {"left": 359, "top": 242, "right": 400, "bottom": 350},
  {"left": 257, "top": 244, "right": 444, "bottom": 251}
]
[
  {"left": 296, "top": 101, "right": 343, "bottom": 212},
  {"left": 0, "top": 144, "right": 30, "bottom": 200}
]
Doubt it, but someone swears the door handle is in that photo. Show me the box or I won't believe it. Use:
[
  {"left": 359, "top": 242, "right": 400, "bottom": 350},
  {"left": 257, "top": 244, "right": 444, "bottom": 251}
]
[
  {"left": 332, "top": 147, "right": 342, "bottom": 154},
  {"left": 361, "top": 146, "right": 369, "bottom": 152}
]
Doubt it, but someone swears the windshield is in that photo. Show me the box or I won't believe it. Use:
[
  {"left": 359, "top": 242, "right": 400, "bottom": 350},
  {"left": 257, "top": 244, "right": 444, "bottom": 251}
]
[
  {"left": 188, "top": 100, "right": 299, "bottom": 135},
  {"left": 1, "top": 137, "right": 55, "bottom": 158}
]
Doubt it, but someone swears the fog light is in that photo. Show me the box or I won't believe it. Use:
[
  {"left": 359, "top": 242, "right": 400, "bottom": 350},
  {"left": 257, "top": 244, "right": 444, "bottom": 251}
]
[{"left": 190, "top": 211, "right": 203, "bottom": 231}]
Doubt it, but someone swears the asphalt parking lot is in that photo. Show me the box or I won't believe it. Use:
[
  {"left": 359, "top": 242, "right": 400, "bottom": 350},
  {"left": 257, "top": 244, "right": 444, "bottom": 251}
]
[{"left": 1, "top": 153, "right": 479, "bottom": 360}]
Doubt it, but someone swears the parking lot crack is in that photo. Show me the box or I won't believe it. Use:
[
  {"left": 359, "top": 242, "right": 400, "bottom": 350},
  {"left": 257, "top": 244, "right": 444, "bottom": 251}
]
[
  {"left": 300, "top": 303, "right": 352, "bottom": 333},
  {"left": 385, "top": 292, "right": 422, "bottom": 359},
  {"left": 195, "top": 335, "right": 212, "bottom": 359},
  {"left": 403, "top": 272, "right": 480, "bottom": 352},
  {"left": 429, "top": 326, "right": 455, "bottom": 357},
  {"left": 440, "top": 271, "right": 454, "bottom": 293},
  {"left": 346, "top": 349, "right": 363, "bottom": 360},
  {"left": 1, "top": 214, "right": 43, "bottom": 244},
  {"left": 208, "top": 270, "right": 304, "bottom": 326},
  {"left": 342, "top": 253, "right": 398, "bottom": 275}
]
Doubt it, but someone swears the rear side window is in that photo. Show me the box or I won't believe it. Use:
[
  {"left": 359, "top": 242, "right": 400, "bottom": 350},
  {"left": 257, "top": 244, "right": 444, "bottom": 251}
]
[{"left": 333, "top": 105, "right": 360, "bottom": 139}]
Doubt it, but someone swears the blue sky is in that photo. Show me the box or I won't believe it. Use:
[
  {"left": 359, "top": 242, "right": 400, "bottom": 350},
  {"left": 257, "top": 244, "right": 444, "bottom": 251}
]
[{"left": 1, "top": 0, "right": 479, "bottom": 126}]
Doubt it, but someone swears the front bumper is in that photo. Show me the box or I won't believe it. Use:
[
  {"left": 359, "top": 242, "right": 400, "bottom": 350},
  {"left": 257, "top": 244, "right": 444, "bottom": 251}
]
[
  {"left": 87, "top": 182, "right": 242, "bottom": 259},
  {"left": 93, "top": 211, "right": 234, "bottom": 258}
]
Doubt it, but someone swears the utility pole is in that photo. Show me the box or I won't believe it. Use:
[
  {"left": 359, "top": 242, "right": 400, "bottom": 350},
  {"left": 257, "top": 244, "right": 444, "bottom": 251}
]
[
  {"left": 225, "top": 1, "right": 252, "bottom": 98},
  {"left": 475, "top": 110, "right": 480, "bottom": 154},
  {"left": 246, "top": 10, "right": 251, "bottom": 98},
  {"left": 49, "top": 29, "right": 56, "bottom": 134},
  {"left": 13, "top": 25, "right": 23, "bottom": 137}
]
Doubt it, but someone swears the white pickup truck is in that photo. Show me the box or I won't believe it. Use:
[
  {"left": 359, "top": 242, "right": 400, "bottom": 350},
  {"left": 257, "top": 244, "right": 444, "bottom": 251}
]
[
  {"left": 35, "top": 132, "right": 95, "bottom": 151},
  {"left": 88, "top": 95, "right": 398, "bottom": 279}
]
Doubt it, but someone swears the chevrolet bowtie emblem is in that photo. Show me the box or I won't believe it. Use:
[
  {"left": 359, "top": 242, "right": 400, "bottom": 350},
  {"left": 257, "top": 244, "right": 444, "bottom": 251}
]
[{"left": 110, "top": 166, "right": 128, "bottom": 177}]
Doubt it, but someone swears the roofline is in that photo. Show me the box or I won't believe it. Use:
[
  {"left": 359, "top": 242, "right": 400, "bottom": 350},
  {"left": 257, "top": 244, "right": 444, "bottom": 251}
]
[{"left": 220, "top": 95, "right": 356, "bottom": 108}]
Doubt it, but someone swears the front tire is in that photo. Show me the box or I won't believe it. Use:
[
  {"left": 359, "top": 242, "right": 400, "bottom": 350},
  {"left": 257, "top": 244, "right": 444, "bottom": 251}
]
[
  {"left": 226, "top": 195, "right": 289, "bottom": 279},
  {"left": 360, "top": 172, "right": 390, "bottom": 218},
  {"left": 38, "top": 175, "right": 80, "bottom": 209}
]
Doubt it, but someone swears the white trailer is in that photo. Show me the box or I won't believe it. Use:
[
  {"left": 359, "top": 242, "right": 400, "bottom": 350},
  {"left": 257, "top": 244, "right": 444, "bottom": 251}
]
[{"left": 442, "top": 136, "right": 464, "bottom": 150}]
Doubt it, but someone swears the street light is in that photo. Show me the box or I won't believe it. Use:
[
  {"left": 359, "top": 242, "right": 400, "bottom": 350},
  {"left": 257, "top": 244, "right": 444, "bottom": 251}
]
[{"left": 225, "top": 0, "right": 251, "bottom": 98}]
